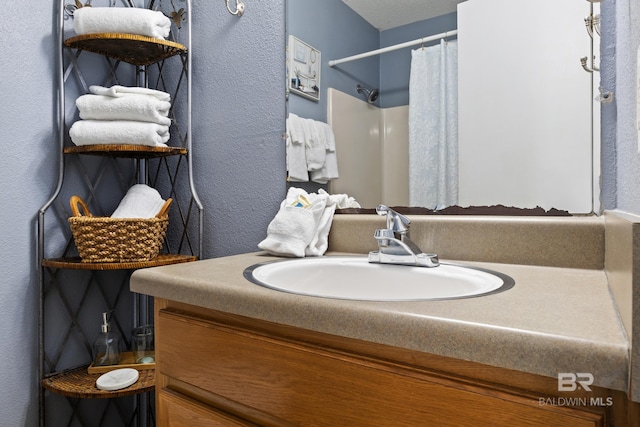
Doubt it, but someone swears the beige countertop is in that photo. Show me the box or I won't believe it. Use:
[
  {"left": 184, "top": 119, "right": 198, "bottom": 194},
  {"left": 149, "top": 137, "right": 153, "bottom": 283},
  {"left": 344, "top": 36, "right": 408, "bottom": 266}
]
[{"left": 130, "top": 251, "right": 629, "bottom": 392}]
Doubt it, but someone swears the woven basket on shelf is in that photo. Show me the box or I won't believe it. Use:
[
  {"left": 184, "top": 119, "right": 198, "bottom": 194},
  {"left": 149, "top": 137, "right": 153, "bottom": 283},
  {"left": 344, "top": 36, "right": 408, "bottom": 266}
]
[{"left": 68, "top": 195, "right": 172, "bottom": 263}]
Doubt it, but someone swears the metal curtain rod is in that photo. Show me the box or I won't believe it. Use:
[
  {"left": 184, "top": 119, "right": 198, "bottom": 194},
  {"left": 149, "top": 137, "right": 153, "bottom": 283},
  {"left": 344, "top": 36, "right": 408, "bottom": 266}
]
[{"left": 328, "top": 30, "right": 458, "bottom": 67}]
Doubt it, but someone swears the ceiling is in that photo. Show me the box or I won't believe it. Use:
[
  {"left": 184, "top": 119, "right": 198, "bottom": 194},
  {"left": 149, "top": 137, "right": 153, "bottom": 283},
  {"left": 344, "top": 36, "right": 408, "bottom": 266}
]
[{"left": 341, "top": 0, "right": 466, "bottom": 31}]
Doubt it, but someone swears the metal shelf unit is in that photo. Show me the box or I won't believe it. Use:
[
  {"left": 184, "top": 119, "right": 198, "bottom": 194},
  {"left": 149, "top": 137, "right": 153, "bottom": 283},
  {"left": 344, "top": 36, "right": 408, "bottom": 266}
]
[{"left": 37, "top": 1, "right": 202, "bottom": 426}]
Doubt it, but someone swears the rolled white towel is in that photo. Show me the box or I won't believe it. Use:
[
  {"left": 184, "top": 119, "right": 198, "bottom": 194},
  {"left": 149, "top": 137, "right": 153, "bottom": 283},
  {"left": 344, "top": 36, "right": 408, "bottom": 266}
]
[
  {"left": 70, "top": 120, "right": 169, "bottom": 147},
  {"left": 111, "top": 184, "right": 166, "bottom": 219},
  {"left": 76, "top": 94, "right": 171, "bottom": 126},
  {"left": 73, "top": 7, "right": 172, "bottom": 40},
  {"left": 90, "top": 85, "right": 170, "bottom": 102}
]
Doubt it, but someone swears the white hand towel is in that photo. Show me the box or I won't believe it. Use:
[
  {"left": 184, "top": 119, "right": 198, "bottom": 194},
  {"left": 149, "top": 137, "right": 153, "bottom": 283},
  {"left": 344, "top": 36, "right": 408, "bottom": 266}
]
[
  {"left": 259, "top": 188, "right": 355, "bottom": 258},
  {"left": 317, "top": 121, "right": 336, "bottom": 152},
  {"left": 90, "top": 85, "right": 170, "bottom": 102},
  {"left": 286, "top": 114, "right": 309, "bottom": 182},
  {"left": 305, "top": 191, "right": 335, "bottom": 257},
  {"left": 111, "top": 184, "right": 166, "bottom": 218},
  {"left": 73, "top": 7, "right": 172, "bottom": 40},
  {"left": 258, "top": 189, "right": 318, "bottom": 257},
  {"left": 310, "top": 150, "right": 339, "bottom": 184},
  {"left": 321, "top": 189, "right": 361, "bottom": 209},
  {"left": 309, "top": 123, "right": 338, "bottom": 183},
  {"left": 303, "top": 119, "right": 326, "bottom": 171},
  {"left": 76, "top": 94, "right": 171, "bottom": 126},
  {"left": 70, "top": 120, "right": 169, "bottom": 147}
]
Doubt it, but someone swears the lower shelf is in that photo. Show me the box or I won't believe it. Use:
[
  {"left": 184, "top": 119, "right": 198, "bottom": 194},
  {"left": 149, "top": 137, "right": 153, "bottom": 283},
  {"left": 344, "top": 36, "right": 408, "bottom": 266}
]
[
  {"left": 42, "top": 366, "right": 155, "bottom": 399},
  {"left": 42, "top": 253, "right": 197, "bottom": 270}
]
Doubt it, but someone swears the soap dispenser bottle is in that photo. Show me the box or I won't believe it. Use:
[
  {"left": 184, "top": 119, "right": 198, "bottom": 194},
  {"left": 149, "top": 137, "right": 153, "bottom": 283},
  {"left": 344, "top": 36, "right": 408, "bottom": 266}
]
[{"left": 93, "top": 312, "right": 122, "bottom": 366}]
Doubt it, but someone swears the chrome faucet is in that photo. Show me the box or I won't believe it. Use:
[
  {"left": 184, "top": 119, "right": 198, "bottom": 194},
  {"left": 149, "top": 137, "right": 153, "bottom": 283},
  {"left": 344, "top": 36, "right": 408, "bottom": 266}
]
[{"left": 368, "top": 205, "right": 440, "bottom": 268}]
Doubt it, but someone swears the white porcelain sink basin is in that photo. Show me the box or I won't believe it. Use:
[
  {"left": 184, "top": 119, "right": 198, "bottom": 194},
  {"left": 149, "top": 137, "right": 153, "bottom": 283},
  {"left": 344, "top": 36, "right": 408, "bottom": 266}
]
[{"left": 245, "top": 257, "right": 514, "bottom": 301}]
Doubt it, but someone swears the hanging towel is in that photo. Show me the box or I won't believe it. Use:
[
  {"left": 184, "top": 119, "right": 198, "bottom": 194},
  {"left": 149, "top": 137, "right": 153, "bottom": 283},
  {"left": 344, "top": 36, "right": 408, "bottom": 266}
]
[
  {"left": 90, "top": 85, "right": 170, "bottom": 102},
  {"left": 73, "top": 7, "right": 172, "bottom": 40},
  {"left": 303, "top": 119, "right": 326, "bottom": 171},
  {"left": 111, "top": 184, "right": 166, "bottom": 218},
  {"left": 76, "top": 94, "right": 172, "bottom": 126},
  {"left": 310, "top": 122, "right": 339, "bottom": 183},
  {"left": 258, "top": 188, "right": 359, "bottom": 257},
  {"left": 286, "top": 113, "right": 309, "bottom": 182},
  {"left": 70, "top": 120, "right": 170, "bottom": 147}
]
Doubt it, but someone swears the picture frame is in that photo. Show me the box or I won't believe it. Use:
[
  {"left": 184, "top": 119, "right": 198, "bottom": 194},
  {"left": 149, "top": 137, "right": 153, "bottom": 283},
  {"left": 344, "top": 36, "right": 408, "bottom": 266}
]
[{"left": 287, "top": 35, "right": 321, "bottom": 101}]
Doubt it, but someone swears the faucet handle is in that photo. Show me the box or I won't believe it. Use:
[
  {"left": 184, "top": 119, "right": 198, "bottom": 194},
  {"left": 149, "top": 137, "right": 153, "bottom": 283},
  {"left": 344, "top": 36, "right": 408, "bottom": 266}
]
[{"left": 376, "top": 204, "right": 410, "bottom": 234}]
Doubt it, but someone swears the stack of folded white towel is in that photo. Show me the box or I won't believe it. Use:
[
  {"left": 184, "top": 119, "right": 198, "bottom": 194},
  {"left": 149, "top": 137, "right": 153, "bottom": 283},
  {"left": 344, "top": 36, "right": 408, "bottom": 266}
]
[
  {"left": 111, "top": 184, "right": 167, "bottom": 218},
  {"left": 73, "top": 7, "right": 172, "bottom": 40},
  {"left": 286, "top": 113, "right": 339, "bottom": 183},
  {"left": 69, "top": 85, "right": 172, "bottom": 147},
  {"left": 258, "top": 187, "right": 360, "bottom": 258}
]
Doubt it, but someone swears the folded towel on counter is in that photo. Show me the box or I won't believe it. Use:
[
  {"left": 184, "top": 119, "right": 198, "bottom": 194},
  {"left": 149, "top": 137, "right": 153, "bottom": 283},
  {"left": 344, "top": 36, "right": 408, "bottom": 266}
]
[
  {"left": 258, "top": 188, "right": 360, "bottom": 257},
  {"left": 286, "top": 113, "right": 309, "bottom": 182},
  {"left": 90, "top": 85, "right": 170, "bottom": 102},
  {"left": 69, "top": 120, "right": 169, "bottom": 147},
  {"left": 73, "top": 7, "right": 172, "bottom": 40},
  {"left": 111, "top": 184, "right": 167, "bottom": 218},
  {"left": 76, "top": 94, "right": 171, "bottom": 126}
]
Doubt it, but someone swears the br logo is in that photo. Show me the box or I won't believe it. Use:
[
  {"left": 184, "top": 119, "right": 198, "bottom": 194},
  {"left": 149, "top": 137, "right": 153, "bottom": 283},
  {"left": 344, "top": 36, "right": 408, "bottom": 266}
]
[{"left": 558, "top": 373, "right": 594, "bottom": 392}]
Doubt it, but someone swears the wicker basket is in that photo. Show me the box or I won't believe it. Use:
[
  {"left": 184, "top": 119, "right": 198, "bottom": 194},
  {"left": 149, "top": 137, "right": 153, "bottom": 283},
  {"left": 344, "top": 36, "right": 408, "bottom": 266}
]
[{"left": 68, "top": 195, "right": 172, "bottom": 263}]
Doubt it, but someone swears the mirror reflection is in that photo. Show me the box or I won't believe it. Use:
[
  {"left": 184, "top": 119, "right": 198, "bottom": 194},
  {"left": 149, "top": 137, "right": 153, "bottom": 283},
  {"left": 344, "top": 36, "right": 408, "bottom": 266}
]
[{"left": 286, "top": 0, "right": 601, "bottom": 214}]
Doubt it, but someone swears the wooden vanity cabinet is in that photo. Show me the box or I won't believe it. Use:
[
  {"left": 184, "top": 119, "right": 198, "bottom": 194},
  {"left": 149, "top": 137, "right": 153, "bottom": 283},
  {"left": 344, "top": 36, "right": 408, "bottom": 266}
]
[{"left": 155, "top": 298, "right": 636, "bottom": 427}]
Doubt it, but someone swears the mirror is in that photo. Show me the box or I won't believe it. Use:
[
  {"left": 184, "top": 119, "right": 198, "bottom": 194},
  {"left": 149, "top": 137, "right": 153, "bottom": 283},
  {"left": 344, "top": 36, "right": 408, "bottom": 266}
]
[{"left": 285, "top": 0, "right": 601, "bottom": 214}]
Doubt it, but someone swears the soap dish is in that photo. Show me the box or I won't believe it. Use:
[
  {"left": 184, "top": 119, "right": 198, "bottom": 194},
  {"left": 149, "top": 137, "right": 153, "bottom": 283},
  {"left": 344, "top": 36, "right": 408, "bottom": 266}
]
[{"left": 96, "top": 368, "right": 139, "bottom": 391}]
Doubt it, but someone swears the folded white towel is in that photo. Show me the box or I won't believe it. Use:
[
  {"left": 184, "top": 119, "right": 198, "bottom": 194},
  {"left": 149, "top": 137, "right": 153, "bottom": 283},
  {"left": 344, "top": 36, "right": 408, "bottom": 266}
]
[
  {"left": 309, "top": 123, "right": 338, "bottom": 183},
  {"left": 258, "top": 188, "right": 359, "bottom": 257},
  {"left": 310, "top": 151, "right": 339, "bottom": 184},
  {"left": 317, "top": 121, "right": 336, "bottom": 152},
  {"left": 305, "top": 191, "right": 335, "bottom": 257},
  {"left": 90, "top": 85, "right": 170, "bottom": 102},
  {"left": 73, "top": 7, "right": 172, "bottom": 40},
  {"left": 286, "top": 114, "right": 309, "bottom": 182},
  {"left": 76, "top": 94, "right": 171, "bottom": 126},
  {"left": 111, "top": 184, "right": 166, "bottom": 218},
  {"left": 69, "top": 120, "right": 169, "bottom": 147},
  {"left": 303, "top": 119, "right": 326, "bottom": 171}
]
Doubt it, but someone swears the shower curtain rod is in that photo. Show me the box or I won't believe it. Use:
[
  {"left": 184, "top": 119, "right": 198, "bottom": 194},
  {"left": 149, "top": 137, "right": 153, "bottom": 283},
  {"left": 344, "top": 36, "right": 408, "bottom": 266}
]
[{"left": 328, "top": 29, "right": 458, "bottom": 67}]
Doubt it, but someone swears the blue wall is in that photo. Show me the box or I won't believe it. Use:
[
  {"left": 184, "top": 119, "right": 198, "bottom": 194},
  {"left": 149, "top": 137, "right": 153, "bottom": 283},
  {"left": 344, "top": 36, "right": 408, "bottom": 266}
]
[
  {"left": 287, "top": 0, "right": 457, "bottom": 116},
  {"left": 287, "top": 0, "right": 379, "bottom": 122},
  {"left": 0, "top": 0, "right": 638, "bottom": 424}
]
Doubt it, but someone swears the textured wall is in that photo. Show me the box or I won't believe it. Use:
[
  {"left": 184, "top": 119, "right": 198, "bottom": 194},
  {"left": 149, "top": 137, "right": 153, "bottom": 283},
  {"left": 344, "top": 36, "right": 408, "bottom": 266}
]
[
  {"left": 192, "top": 1, "right": 286, "bottom": 258},
  {"left": 610, "top": 0, "right": 640, "bottom": 214},
  {"left": 0, "top": 1, "right": 286, "bottom": 425},
  {"left": 0, "top": 1, "right": 57, "bottom": 425}
]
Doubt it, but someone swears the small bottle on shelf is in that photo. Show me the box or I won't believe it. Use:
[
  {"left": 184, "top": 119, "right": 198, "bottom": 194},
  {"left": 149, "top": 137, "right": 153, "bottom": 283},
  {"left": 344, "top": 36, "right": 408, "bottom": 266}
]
[{"left": 92, "top": 312, "right": 122, "bottom": 366}]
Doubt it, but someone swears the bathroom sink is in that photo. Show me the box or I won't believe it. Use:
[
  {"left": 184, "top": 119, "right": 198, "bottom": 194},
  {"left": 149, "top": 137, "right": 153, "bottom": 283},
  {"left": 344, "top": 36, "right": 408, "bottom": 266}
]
[{"left": 244, "top": 256, "right": 514, "bottom": 301}]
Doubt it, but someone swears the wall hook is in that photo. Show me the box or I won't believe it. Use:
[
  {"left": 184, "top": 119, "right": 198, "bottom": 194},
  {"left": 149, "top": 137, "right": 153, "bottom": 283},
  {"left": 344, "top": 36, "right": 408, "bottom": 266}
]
[
  {"left": 226, "top": 0, "right": 245, "bottom": 17},
  {"left": 580, "top": 56, "right": 599, "bottom": 73}
]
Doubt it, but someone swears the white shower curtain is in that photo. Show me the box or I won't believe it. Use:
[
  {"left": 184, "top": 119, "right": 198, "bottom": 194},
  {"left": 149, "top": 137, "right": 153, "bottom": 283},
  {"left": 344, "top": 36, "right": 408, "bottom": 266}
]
[{"left": 408, "top": 40, "right": 458, "bottom": 209}]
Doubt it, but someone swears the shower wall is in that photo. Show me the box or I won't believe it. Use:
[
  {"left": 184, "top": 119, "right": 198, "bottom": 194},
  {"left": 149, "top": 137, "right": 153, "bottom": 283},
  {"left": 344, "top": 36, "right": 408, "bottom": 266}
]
[{"left": 328, "top": 88, "right": 409, "bottom": 208}]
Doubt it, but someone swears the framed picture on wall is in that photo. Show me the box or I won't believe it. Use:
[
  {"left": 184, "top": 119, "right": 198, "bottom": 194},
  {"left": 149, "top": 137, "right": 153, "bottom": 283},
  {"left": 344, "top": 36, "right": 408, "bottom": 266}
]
[{"left": 287, "top": 35, "right": 321, "bottom": 101}]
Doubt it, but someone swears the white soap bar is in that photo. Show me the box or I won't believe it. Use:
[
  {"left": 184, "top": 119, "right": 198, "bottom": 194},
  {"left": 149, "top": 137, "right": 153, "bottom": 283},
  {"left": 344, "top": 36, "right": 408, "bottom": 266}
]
[{"left": 96, "top": 368, "right": 139, "bottom": 391}]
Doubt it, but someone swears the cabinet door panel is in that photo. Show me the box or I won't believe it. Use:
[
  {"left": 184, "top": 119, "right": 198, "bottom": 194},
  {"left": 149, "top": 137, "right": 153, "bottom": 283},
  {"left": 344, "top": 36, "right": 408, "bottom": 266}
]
[
  {"left": 158, "top": 388, "right": 256, "bottom": 427},
  {"left": 157, "top": 309, "right": 604, "bottom": 427}
]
